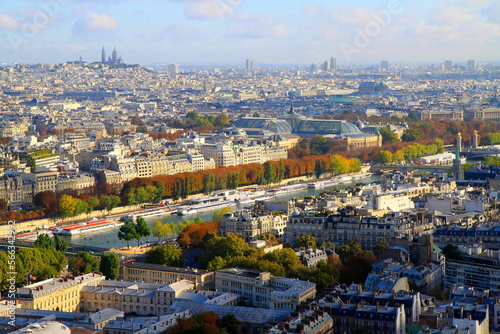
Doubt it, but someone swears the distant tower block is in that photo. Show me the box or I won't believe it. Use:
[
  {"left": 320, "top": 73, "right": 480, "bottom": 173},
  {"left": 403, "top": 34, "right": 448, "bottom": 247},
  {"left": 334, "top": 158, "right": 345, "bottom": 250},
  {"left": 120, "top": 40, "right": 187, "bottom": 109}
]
[
  {"left": 330, "top": 57, "right": 337, "bottom": 71},
  {"left": 381, "top": 60, "right": 389, "bottom": 71},
  {"left": 457, "top": 132, "right": 462, "bottom": 152},
  {"left": 472, "top": 130, "right": 479, "bottom": 149},
  {"left": 467, "top": 59, "right": 476, "bottom": 72},
  {"left": 101, "top": 47, "right": 106, "bottom": 63},
  {"left": 246, "top": 59, "right": 255, "bottom": 75},
  {"left": 444, "top": 60, "right": 452, "bottom": 69}
]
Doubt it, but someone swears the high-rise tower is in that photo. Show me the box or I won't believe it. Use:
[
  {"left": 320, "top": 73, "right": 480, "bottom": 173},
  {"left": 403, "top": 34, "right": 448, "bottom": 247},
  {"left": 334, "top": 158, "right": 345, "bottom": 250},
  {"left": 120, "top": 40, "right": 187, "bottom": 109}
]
[
  {"left": 381, "top": 60, "right": 389, "bottom": 71},
  {"left": 101, "top": 47, "right": 106, "bottom": 63},
  {"left": 330, "top": 57, "right": 337, "bottom": 71},
  {"left": 467, "top": 59, "right": 476, "bottom": 72},
  {"left": 246, "top": 59, "right": 255, "bottom": 75}
]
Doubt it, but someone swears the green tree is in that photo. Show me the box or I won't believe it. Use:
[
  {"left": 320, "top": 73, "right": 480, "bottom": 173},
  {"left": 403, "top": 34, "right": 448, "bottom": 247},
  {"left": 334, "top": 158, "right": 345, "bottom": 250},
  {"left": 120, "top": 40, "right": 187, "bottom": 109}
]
[
  {"left": 100, "top": 252, "right": 120, "bottom": 279},
  {"left": 214, "top": 114, "right": 230, "bottom": 127},
  {"left": 153, "top": 182, "right": 164, "bottom": 203},
  {"left": 263, "top": 161, "right": 276, "bottom": 185},
  {"left": 372, "top": 239, "right": 389, "bottom": 257},
  {"left": 202, "top": 233, "right": 249, "bottom": 267},
  {"left": 136, "top": 125, "right": 147, "bottom": 133},
  {"left": 152, "top": 221, "right": 173, "bottom": 243},
  {"left": 54, "top": 235, "right": 68, "bottom": 252},
  {"left": 68, "top": 251, "right": 99, "bottom": 276},
  {"left": 34, "top": 234, "right": 53, "bottom": 249},
  {"left": 401, "top": 128, "right": 422, "bottom": 142},
  {"left": 263, "top": 248, "right": 301, "bottom": 273},
  {"left": 206, "top": 256, "right": 227, "bottom": 271},
  {"left": 174, "top": 179, "right": 182, "bottom": 201},
  {"left": 296, "top": 235, "right": 317, "bottom": 249},
  {"left": 252, "top": 112, "right": 260, "bottom": 117},
  {"left": 338, "top": 238, "right": 365, "bottom": 263},
  {"left": 310, "top": 135, "right": 328, "bottom": 155},
  {"left": 434, "top": 138, "right": 445, "bottom": 153},
  {"left": 378, "top": 150, "right": 393, "bottom": 164},
  {"left": 145, "top": 245, "right": 184, "bottom": 266},
  {"left": 213, "top": 207, "right": 233, "bottom": 221},
  {"left": 379, "top": 127, "right": 400, "bottom": 144},
  {"left": 86, "top": 197, "right": 100, "bottom": 214},
  {"left": 277, "top": 159, "right": 286, "bottom": 183},
  {"left": 135, "top": 217, "right": 151, "bottom": 247},
  {"left": 57, "top": 194, "right": 77, "bottom": 218},
  {"left": 259, "top": 233, "right": 279, "bottom": 245},
  {"left": 442, "top": 244, "right": 464, "bottom": 260},
  {"left": 484, "top": 156, "right": 500, "bottom": 165},
  {"left": 315, "top": 158, "right": 324, "bottom": 179},
  {"left": 102, "top": 195, "right": 120, "bottom": 214},
  {"left": 74, "top": 199, "right": 88, "bottom": 216},
  {"left": 221, "top": 313, "right": 241, "bottom": 334},
  {"left": 118, "top": 221, "right": 138, "bottom": 249},
  {"left": 204, "top": 173, "right": 216, "bottom": 195}
]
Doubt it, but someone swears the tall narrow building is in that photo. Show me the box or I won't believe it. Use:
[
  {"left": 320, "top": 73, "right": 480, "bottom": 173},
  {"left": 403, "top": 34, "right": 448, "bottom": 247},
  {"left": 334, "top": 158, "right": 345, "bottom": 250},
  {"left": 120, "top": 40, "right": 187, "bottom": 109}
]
[
  {"left": 330, "top": 57, "right": 337, "bottom": 71},
  {"left": 381, "top": 60, "right": 389, "bottom": 71},
  {"left": 246, "top": 59, "right": 255, "bottom": 75},
  {"left": 101, "top": 47, "right": 106, "bottom": 63},
  {"left": 452, "top": 134, "right": 464, "bottom": 180}
]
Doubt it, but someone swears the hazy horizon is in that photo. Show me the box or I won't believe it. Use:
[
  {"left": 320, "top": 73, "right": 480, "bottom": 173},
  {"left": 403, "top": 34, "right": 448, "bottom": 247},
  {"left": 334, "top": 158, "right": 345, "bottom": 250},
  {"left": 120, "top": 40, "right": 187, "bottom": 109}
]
[{"left": 1, "top": 0, "right": 499, "bottom": 65}]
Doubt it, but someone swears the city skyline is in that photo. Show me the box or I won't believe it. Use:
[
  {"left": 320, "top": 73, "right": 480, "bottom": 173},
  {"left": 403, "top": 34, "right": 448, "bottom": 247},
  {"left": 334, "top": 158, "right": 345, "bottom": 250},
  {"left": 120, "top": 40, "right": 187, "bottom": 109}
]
[{"left": 1, "top": 0, "right": 499, "bottom": 65}]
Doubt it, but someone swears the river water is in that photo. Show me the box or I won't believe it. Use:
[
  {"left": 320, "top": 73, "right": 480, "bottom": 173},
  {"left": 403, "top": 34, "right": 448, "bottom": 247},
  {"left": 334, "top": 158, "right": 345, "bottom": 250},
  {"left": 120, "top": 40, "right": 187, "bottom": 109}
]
[{"left": 63, "top": 175, "right": 380, "bottom": 249}]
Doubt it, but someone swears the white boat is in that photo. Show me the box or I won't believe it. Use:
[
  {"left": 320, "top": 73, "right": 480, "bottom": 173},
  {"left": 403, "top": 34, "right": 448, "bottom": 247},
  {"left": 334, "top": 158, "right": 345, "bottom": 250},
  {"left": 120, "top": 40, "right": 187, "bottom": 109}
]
[
  {"left": 352, "top": 172, "right": 372, "bottom": 180},
  {"left": 177, "top": 207, "right": 199, "bottom": 215},
  {"left": 176, "top": 190, "right": 240, "bottom": 215},
  {"left": 237, "top": 192, "right": 276, "bottom": 204},
  {"left": 121, "top": 207, "right": 175, "bottom": 221},
  {"left": 308, "top": 179, "right": 339, "bottom": 189},
  {"left": 267, "top": 183, "right": 308, "bottom": 195},
  {"left": 53, "top": 219, "right": 123, "bottom": 236}
]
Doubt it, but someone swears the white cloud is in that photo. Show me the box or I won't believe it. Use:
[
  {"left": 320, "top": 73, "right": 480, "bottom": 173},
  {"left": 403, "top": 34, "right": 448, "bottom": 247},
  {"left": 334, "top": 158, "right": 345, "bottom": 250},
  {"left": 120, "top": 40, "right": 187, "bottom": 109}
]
[
  {"left": 432, "top": 5, "right": 478, "bottom": 25},
  {"left": 184, "top": 0, "right": 237, "bottom": 20},
  {"left": 0, "top": 13, "right": 22, "bottom": 30},
  {"left": 86, "top": 13, "right": 117, "bottom": 29},
  {"left": 73, "top": 12, "right": 117, "bottom": 35}
]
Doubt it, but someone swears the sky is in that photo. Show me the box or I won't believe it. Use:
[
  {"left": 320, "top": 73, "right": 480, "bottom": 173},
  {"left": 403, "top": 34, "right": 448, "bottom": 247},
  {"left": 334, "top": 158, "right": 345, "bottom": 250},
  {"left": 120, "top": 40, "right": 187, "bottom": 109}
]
[{"left": 0, "top": 0, "right": 499, "bottom": 65}]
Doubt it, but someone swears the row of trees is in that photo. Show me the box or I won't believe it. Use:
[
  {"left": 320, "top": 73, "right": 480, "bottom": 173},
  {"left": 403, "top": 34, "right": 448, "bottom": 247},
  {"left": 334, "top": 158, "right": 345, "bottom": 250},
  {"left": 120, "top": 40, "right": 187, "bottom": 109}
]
[
  {"left": 33, "top": 191, "right": 121, "bottom": 219},
  {"left": 0, "top": 247, "right": 66, "bottom": 291},
  {"left": 68, "top": 251, "right": 120, "bottom": 279},
  {"left": 151, "top": 217, "right": 204, "bottom": 243},
  {"left": 0, "top": 233, "right": 122, "bottom": 293},
  {"left": 122, "top": 154, "right": 361, "bottom": 204},
  {"left": 377, "top": 139, "right": 444, "bottom": 164},
  {"left": 162, "top": 111, "right": 231, "bottom": 131}
]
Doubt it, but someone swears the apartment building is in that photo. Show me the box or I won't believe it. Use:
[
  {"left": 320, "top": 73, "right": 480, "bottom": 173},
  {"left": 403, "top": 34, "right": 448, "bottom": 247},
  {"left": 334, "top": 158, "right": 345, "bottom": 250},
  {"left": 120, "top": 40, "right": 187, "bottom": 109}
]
[
  {"left": 215, "top": 268, "right": 316, "bottom": 311},
  {"left": 220, "top": 210, "right": 288, "bottom": 241},
  {"left": 14, "top": 274, "right": 105, "bottom": 312},
  {"left": 120, "top": 262, "right": 215, "bottom": 290},
  {"left": 80, "top": 280, "right": 194, "bottom": 316}
]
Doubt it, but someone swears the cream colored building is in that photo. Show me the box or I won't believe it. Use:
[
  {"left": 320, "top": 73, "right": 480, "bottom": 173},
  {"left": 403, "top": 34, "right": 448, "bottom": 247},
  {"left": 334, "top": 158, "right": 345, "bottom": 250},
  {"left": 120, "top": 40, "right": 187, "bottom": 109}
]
[
  {"left": 15, "top": 273, "right": 105, "bottom": 312},
  {"left": 200, "top": 143, "right": 236, "bottom": 168},
  {"left": 220, "top": 210, "right": 288, "bottom": 241},
  {"left": 215, "top": 268, "right": 316, "bottom": 310},
  {"left": 80, "top": 280, "right": 193, "bottom": 316},
  {"left": 56, "top": 174, "right": 97, "bottom": 194},
  {"left": 120, "top": 262, "right": 215, "bottom": 290}
]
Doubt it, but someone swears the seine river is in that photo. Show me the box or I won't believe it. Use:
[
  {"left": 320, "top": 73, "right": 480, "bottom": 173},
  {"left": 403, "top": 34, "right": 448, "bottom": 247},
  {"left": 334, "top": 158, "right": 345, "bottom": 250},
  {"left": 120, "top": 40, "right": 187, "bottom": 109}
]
[{"left": 63, "top": 175, "right": 380, "bottom": 249}]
